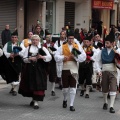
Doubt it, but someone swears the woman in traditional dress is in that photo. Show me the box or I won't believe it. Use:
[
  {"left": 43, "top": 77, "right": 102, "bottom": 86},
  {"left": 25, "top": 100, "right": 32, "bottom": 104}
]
[{"left": 18, "top": 35, "right": 52, "bottom": 109}]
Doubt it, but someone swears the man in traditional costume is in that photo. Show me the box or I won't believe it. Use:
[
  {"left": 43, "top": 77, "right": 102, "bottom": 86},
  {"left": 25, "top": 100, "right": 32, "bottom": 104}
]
[
  {"left": 19, "top": 35, "right": 52, "bottom": 109},
  {"left": 54, "top": 31, "right": 67, "bottom": 89},
  {"left": 3, "top": 33, "right": 23, "bottom": 96},
  {"left": 55, "top": 32, "right": 86, "bottom": 111},
  {"left": 43, "top": 35, "right": 57, "bottom": 96},
  {"left": 97, "top": 34, "right": 119, "bottom": 113},
  {"left": 79, "top": 35, "right": 98, "bottom": 98}
]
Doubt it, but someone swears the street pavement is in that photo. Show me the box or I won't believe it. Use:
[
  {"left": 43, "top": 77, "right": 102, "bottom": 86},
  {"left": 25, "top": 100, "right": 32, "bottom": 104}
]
[{"left": 0, "top": 77, "right": 120, "bottom": 120}]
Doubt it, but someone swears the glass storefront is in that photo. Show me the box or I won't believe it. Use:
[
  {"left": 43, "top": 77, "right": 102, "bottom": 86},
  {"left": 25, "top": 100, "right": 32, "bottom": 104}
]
[{"left": 46, "top": 0, "right": 56, "bottom": 34}]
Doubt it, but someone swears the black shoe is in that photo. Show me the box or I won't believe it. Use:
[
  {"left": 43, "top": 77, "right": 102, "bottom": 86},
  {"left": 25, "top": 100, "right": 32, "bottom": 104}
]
[
  {"left": 12, "top": 91, "right": 17, "bottom": 96},
  {"left": 109, "top": 107, "right": 115, "bottom": 113},
  {"left": 70, "top": 106, "right": 75, "bottom": 111},
  {"left": 34, "top": 105, "right": 39, "bottom": 109},
  {"left": 63, "top": 101, "right": 67, "bottom": 108},
  {"left": 80, "top": 90, "right": 84, "bottom": 96},
  {"left": 85, "top": 94, "right": 89, "bottom": 98},
  {"left": 103, "top": 103, "right": 108, "bottom": 110},
  {"left": 30, "top": 101, "right": 34, "bottom": 106},
  {"left": 9, "top": 88, "right": 14, "bottom": 94},
  {"left": 51, "top": 91, "right": 55, "bottom": 96}
]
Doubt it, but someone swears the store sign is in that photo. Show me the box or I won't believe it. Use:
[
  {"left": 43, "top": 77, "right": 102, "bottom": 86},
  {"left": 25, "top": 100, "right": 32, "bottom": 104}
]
[{"left": 92, "top": 0, "right": 113, "bottom": 9}]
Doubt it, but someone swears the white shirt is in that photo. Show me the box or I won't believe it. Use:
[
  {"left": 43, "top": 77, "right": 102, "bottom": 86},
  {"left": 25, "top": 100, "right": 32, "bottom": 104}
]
[
  {"left": 3, "top": 42, "right": 23, "bottom": 58},
  {"left": 54, "top": 43, "right": 86, "bottom": 63}
]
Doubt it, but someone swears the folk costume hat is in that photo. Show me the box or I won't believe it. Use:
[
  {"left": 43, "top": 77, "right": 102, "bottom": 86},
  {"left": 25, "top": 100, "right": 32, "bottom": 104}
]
[
  {"left": 84, "top": 34, "right": 92, "bottom": 41},
  {"left": 11, "top": 32, "right": 18, "bottom": 36},
  {"left": 67, "top": 30, "right": 74, "bottom": 37},
  {"left": 105, "top": 34, "right": 115, "bottom": 43}
]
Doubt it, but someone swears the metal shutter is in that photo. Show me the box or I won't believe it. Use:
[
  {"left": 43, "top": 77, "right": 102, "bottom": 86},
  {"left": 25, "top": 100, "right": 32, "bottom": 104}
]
[
  {"left": 65, "top": 2, "right": 75, "bottom": 30},
  {"left": 0, "top": 0, "right": 17, "bottom": 35}
]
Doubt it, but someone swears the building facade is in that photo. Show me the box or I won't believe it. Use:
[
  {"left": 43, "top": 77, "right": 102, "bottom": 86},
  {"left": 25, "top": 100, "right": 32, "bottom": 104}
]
[{"left": 0, "top": 0, "right": 119, "bottom": 42}]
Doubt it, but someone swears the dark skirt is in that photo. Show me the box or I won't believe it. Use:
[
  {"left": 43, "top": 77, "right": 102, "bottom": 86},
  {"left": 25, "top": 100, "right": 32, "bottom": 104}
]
[
  {"left": 0, "top": 54, "right": 21, "bottom": 83},
  {"left": 48, "top": 57, "right": 57, "bottom": 83},
  {"left": 19, "top": 61, "right": 47, "bottom": 101}
]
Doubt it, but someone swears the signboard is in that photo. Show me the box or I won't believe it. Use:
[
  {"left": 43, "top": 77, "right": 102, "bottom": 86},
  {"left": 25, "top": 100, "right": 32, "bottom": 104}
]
[{"left": 92, "top": 0, "right": 114, "bottom": 9}]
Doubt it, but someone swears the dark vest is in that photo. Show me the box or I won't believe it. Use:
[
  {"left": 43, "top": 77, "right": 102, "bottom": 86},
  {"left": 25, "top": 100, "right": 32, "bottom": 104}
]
[{"left": 101, "top": 48, "right": 115, "bottom": 64}]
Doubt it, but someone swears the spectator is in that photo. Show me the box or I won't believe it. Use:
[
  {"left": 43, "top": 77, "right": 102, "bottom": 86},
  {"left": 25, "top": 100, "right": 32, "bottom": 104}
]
[
  {"left": 1, "top": 24, "right": 11, "bottom": 46},
  {"left": 97, "top": 21, "right": 103, "bottom": 37},
  {"left": 74, "top": 28, "right": 81, "bottom": 43}
]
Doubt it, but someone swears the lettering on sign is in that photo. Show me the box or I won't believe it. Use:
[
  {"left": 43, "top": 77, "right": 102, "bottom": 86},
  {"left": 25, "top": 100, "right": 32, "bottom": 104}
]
[{"left": 92, "top": 0, "right": 113, "bottom": 9}]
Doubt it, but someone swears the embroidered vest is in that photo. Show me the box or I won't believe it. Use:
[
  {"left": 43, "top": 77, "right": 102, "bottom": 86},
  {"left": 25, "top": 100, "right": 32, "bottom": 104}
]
[
  {"left": 7, "top": 41, "right": 21, "bottom": 53},
  {"left": 62, "top": 43, "right": 79, "bottom": 57}
]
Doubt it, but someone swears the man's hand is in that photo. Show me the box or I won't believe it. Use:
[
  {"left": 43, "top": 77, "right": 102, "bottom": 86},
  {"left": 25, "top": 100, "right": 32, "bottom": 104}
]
[
  {"left": 64, "top": 55, "right": 74, "bottom": 62},
  {"left": 98, "top": 72, "right": 102, "bottom": 77},
  {"left": 14, "top": 53, "right": 19, "bottom": 57},
  {"left": 10, "top": 53, "right": 14, "bottom": 58},
  {"left": 64, "top": 56, "right": 69, "bottom": 62}
]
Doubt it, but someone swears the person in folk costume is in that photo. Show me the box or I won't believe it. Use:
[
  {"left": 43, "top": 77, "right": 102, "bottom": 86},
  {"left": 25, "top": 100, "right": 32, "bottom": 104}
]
[
  {"left": 43, "top": 35, "right": 57, "bottom": 96},
  {"left": 34, "top": 25, "right": 44, "bottom": 44},
  {"left": 18, "top": 35, "right": 52, "bottom": 109},
  {"left": 54, "top": 31, "right": 67, "bottom": 89},
  {"left": 96, "top": 34, "right": 120, "bottom": 113},
  {"left": 94, "top": 40, "right": 103, "bottom": 91},
  {"left": 0, "top": 49, "right": 3, "bottom": 57},
  {"left": 93, "top": 34, "right": 103, "bottom": 49},
  {"left": 115, "top": 33, "right": 120, "bottom": 92},
  {"left": 54, "top": 31, "right": 86, "bottom": 111},
  {"left": 1, "top": 24, "right": 11, "bottom": 47},
  {"left": 3, "top": 33, "right": 23, "bottom": 96},
  {"left": 0, "top": 48, "right": 4, "bottom": 75},
  {"left": 78, "top": 35, "right": 98, "bottom": 98},
  {"left": 92, "top": 34, "right": 103, "bottom": 87},
  {"left": 20, "top": 31, "right": 33, "bottom": 49}
]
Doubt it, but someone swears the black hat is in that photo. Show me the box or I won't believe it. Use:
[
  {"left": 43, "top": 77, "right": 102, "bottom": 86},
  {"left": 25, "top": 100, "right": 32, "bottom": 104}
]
[
  {"left": 105, "top": 34, "right": 115, "bottom": 43},
  {"left": 67, "top": 30, "right": 74, "bottom": 37},
  {"left": 84, "top": 34, "right": 92, "bottom": 41},
  {"left": 11, "top": 32, "right": 18, "bottom": 36}
]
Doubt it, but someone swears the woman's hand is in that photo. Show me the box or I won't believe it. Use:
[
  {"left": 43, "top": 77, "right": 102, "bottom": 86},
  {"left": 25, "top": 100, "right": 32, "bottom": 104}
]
[
  {"left": 37, "top": 55, "right": 46, "bottom": 60},
  {"left": 29, "top": 57, "right": 37, "bottom": 62}
]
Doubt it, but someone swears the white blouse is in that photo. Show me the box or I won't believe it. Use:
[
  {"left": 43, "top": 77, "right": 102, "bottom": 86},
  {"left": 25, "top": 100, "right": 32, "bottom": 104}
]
[{"left": 23, "top": 43, "right": 52, "bottom": 63}]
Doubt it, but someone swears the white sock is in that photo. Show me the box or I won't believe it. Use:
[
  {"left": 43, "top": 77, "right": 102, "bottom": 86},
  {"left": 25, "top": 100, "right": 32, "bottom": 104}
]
[
  {"left": 86, "top": 85, "right": 91, "bottom": 95},
  {"left": 70, "top": 93, "right": 75, "bottom": 106},
  {"left": 13, "top": 85, "right": 18, "bottom": 92},
  {"left": 63, "top": 88, "right": 68, "bottom": 101},
  {"left": 34, "top": 101, "right": 38, "bottom": 106},
  {"left": 80, "top": 84, "right": 85, "bottom": 90},
  {"left": 51, "top": 82, "right": 55, "bottom": 92},
  {"left": 103, "top": 93, "right": 108, "bottom": 104},
  {"left": 110, "top": 95, "right": 116, "bottom": 108}
]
